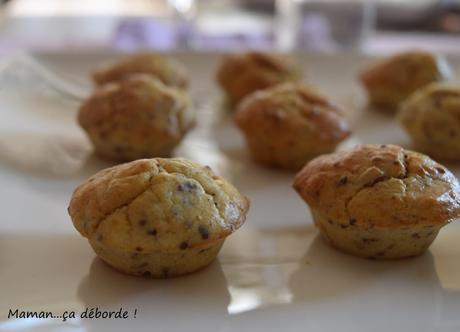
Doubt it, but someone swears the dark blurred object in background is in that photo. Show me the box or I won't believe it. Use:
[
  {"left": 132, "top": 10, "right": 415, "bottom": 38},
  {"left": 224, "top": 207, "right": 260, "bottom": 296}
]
[
  {"left": 1, "top": 0, "right": 460, "bottom": 53},
  {"left": 241, "top": 0, "right": 460, "bottom": 33},
  {"left": 376, "top": 0, "right": 460, "bottom": 33}
]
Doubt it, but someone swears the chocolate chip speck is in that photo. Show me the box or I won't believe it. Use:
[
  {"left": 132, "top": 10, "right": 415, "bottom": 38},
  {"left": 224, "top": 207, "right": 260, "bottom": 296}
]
[
  {"left": 177, "top": 181, "right": 198, "bottom": 192},
  {"left": 135, "top": 247, "right": 143, "bottom": 252},
  {"left": 198, "top": 225, "right": 210, "bottom": 240},
  {"left": 362, "top": 237, "right": 378, "bottom": 244},
  {"left": 138, "top": 219, "right": 147, "bottom": 226},
  {"left": 436, "top": 167, "right": 445, "bottom": 174},
  {"left": 337, "top": 176, "right": 348, "bottom": 186},
  {"left": 147, "top": 229, "right": 157, "bottom": 236},
  {"left": 179, "top": 241, "right": 188, "bottom": 250},
  {"left": 411, "top": 233, "right": 421, "bottom": 239},
  {"left": 349, "top": 218, "right": 357, "bottom": 225}
]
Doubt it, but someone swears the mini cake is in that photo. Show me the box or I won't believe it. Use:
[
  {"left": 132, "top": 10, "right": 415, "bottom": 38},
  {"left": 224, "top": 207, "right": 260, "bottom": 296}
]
[
  {"left": 78, "top": 75, "right": 194, "bottom": 161},
  {"left": 293, "top": 144, "right": 460, "bottom": 259},
  {"left": 234, "top": 83, "right": 351, "bottom": 170},
  {"left": 92, "top": 53, "right": 188, "bottom": 89},
  {"left": 399, "top": 83, "right": 460, "bottom": 161},
  {"left": 359, "top": 51, "right": 451, "bottom": 112},
  {"left": 216, "top": 51, "right": 301, "bottom": 105},
  {"left": 68, "top": 158, "right": 250, "bottom": 278}
]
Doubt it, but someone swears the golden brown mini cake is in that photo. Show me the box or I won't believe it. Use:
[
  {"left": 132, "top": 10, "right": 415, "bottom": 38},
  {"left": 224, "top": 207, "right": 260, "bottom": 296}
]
[
  {"left": 293, "top": 144, "right": 460, "bottom": 259},
  {"left": 78, "top": 74, "right": 194, "bottom": 161},
  {"left": 399, "top": 83, "right": 460, "bottom": 161},
  {"left": 92, "top": 53, "right": 188, "bottom": 89},
  {"left": 68, "top": 158, "right": 250, "bottom": 278},
  {"left": 234, "top": 83, "right": 351, "bottom": 170},
  {"left": 359, "top": 51, "right": 451, "bottom": 112},
  {"left": 216, "top": 51, "right": 301, "bottom": 105}
]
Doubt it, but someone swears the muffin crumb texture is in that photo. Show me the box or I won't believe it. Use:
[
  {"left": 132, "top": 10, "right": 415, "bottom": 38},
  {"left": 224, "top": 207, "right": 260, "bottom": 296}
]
[
  {"left": 78, "top": 75, "right": 194, "bottom": 161},
  {"left": 399, "top": 83, "right": 460, "bottom": 161},
  {"left": 360, "top": 51, "right": 451, "bottom": 112},
  {"left": 293, "top": 144, "right": 460, "bottom": 259},
  {"left": 217, "top": 51, "right": 301, "bottom": 105},
  {"left": 235, "top": 83, "right": 351, "bottom": 170},
  {"left": 92, "top": 52, "right": 188, "bottom": 89},
  {"left": 68, "top": 158, "right": 249, "bottom": 277}
]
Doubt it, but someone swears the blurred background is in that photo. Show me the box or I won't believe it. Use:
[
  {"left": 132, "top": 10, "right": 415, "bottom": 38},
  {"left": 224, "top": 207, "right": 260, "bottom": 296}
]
[{"left": 0, "top": 0, "right": 460, "bottom": 54}]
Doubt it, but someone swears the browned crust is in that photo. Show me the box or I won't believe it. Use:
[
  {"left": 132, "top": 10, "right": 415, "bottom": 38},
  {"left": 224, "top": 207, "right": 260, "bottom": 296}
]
[
  {"left": 68, "top": 158, "right": 249, "bottom": 253},
  {"left": 216, "top": 51, "right": 301, "bottom": 103},
  {"left": 359, "top": 51, "right": 450, "bottom": 111},
  {"left": 233, "top": 82, "right": 351, "bottom": 169},
  {"left": 293, "top": 144, "right": 460, "bottom": 228},
  {"left": 92, "top": 53, "right": 188, "bottom": 89},
  {"left": 78, "top": 75, "right": 193, "bottom": 161},
  {"left": 399, "top": 83, "right": 460, "bottom": 161},
  {"left": 235, "top": 83, "right": 351, "bottom": 144}
]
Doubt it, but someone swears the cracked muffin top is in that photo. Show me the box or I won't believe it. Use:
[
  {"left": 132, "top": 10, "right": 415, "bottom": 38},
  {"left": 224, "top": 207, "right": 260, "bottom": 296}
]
[
  {"left": 293, "top": 144, "right": 460, "bottom": 228},
  {"left": 216, "top": 51, "right": 301, "bottom": 103},
  {"left": 68, "top": 158, "right": 250, "bottom": 253},
  {"left": 360, "top": 51, "right": 447, "bottom": 85},
  {"left": 92, "top": 53, "right": 188, "bottom": 89},
  {"left": 78, "top": 74, "right": 193, "bottom": 161},
  {"left": 80, "top": 74, "right": 191, "bottom": 132},
  {"left": 235, "top": 83, "right": 351, "bottom": 144},
  {"left": 359, "top": 51, "right": 451, "bottom": 110},
  {"left": 399, "top": 83, "right": 460, "bottom": 158}
]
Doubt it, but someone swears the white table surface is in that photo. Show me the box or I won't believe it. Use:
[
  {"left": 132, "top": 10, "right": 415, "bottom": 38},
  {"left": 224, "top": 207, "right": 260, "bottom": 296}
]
[{"left": 0, "top": 51, "right": 460, "bottom": 332}]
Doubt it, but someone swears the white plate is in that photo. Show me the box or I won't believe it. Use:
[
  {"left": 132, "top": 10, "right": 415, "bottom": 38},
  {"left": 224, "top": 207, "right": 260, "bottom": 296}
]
[{"left": 1, "top": 51, "right": 460, "bottom": 332}]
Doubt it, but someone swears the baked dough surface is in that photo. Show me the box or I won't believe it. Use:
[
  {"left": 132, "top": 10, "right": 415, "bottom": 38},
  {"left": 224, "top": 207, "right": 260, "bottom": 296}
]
[
  {"left": 294, "top": 144, "right": 460, "bottom": 228},
  {"left": 360, "top": 51, "right": 451, "bottom": 112},
  {"left": 79, "top": 75, "right": 193, "bottom": 161},
  {"left": 69, "top": 158, "right": 249, "bottom": 254},
  {"left": 235, "top": 83, "right": 351, "bottom": 170},
  {"left": 217, "top": 51, "right": 301, "bottom": 104},
  {"left": 92, "top": 52, "right": 188, "bottom": 89},
  {"left": 399, "top": 83, "right": 460, "bottom": 160}
]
